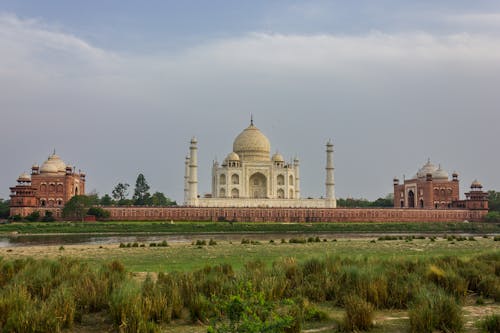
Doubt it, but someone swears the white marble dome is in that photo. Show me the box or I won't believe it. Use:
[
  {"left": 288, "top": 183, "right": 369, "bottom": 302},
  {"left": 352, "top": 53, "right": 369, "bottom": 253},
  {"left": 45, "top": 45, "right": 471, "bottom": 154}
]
[
  {"left": 416, "top": 159, "right": 438, "bottom": 179},
  {"left": 17, "top": 172, "right": 31, "bottom": 182},
  {"left": 40, "top": 153, "right": 66, "bottom": 174},
  {"left": 233, "top": 122, "right": 271, "bottom": 162},
  {"left": 226, "top": 152, "right": 240, "bottom": 161},
  {"left": 433, "top": 166, "right": 449, "bottom": 180},
  {"left": 272, "top": 152, "right": 284, "bottom": 162}
]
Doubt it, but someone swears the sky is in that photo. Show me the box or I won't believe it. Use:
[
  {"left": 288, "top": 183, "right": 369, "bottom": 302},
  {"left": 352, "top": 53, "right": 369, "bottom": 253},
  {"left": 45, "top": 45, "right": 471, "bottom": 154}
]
[{"left": 1, "top": 0, "right": 500, "bottom": 202}]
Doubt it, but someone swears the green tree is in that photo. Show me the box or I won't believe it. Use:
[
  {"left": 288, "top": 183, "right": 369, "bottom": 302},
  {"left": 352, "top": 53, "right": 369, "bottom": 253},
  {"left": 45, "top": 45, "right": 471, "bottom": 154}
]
[
  {"left": 87, "top": 207, "right": 111, "bottom": 220},
  {"left": 488, "top": 190, "right": 500, "bottom": 212},
  {"left": 0, "top": 199, "right": 10, "bottom": 219},
  {"left": 100, "top": 194, "right": 113, "bottom": 206},
  {"left": 62, "top": 195, "right": 93, "bottom": 221},
  {"left": 25, "top": 211, "right": 40, "bottom": 222},
  {"left": 148, "top": 192, "right": 176, "bottom": 206},
  {"left": 133, "top": 174, "right": 150, "bottom": 206},
  {"left": 112, "top": 183, "right": 130, "bottom": 202}
]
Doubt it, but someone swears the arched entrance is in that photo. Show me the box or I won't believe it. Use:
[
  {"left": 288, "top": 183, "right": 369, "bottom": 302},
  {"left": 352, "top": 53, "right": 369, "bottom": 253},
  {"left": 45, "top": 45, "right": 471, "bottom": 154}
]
[
  {"left": 408, "top": 190, "right": 415, "bottom": 208},
  {"left": 249, "top": 173, "right": 267, "bottom": 198}
]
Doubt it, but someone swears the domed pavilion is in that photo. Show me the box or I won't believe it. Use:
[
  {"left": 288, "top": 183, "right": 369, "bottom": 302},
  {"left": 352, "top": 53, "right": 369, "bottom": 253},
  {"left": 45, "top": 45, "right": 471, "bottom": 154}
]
[{"left": 9, "top": 152, "right": 86, "bottom": 217}]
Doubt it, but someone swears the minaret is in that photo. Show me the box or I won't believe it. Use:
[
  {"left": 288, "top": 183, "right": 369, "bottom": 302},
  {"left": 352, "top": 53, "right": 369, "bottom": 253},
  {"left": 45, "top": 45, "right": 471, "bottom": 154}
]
[
  {"left": 294, "top": 157, "right": 300, "bottom": 199},
  {"left": 325, "top": 140, "right": 336, "bottom": 206},
  {"left": 188, "top": 137, "right": 198, "bottom": 205},
  {"left": 184, "top": 155, "right": 190, "bottom": 205}
]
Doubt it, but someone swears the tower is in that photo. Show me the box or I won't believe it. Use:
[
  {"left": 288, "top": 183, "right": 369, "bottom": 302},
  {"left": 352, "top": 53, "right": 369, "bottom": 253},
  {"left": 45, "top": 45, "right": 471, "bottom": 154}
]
[
  {"left": 187, "top": 137, "right": 198, "bottom": 205},
  {"left": 183, "top": 156, "right": 190, "bottom": 205},
  {"left": 294, "top": 157, "right": 300, "bottom": 199},
  {"left": 325, "top": 140, "right": 335, "bottom": 203}
]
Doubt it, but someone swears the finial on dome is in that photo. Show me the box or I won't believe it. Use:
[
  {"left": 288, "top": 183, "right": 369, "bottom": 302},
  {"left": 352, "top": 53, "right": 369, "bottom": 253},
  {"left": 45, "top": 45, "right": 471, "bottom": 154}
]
[{"left": 250, "top": 114, "right": 254, "bottom": 126}]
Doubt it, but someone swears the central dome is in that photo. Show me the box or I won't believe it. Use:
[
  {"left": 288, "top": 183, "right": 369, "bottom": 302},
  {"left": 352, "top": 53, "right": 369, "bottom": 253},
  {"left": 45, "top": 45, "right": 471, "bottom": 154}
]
[
  {"left": 40, "top": 153, "right": 67, "bottom": 174},
  {"left": 233, "top": 122, "right": 271, "bottom": 162}
]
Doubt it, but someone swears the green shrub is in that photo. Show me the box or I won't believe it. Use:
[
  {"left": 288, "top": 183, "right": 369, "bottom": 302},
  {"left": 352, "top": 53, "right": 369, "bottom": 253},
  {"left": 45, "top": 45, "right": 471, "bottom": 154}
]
[
  {"left": 86, "top": 207, "right": 111, "bottom": 220},
  {"left": 289, "top": 238, "right": 307, "bottom": 244},
  {"left": 196, "top": 240, "right": 207, "bottom": 246},
  {"left": 25, "top": 211, "right": 40, "bottom": 222},
  {"left": 479, "top": 314, "right": 500, "bottom": 333},
  {"left": 409, "top": 288, "right": 463, "bottom": 333},
  {"left": 209, "top": 239, "right": 217, "bottom": 246}
]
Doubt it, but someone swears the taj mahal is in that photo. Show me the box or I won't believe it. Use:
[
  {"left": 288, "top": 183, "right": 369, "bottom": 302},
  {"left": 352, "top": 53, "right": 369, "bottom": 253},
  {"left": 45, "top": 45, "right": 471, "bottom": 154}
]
[{"left": 183, "top": 118, "right": 337, "bottom": 208}]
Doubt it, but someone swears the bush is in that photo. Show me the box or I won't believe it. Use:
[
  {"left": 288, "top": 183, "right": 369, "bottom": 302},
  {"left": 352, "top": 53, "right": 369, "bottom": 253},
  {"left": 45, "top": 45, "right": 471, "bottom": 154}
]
[
  {"left": 289, "top": 238, "right": 307, "bottom": 244},
  {"left": 342, "top": 294, "right": 374, "bottom": 332},
  {"left": 196, "top": 240, "right": 207, "bottom": 246},
  {"left": 25, "top": 211, "right": 40, "bottom": 222},
  {"left": 479, "top": 314, "right": 500, "bottom": 333},
  {"left": 86, "top": 207, "right": 111, "bottom": 220},
  {"left": 42, "top": 211, "right": 55, "bottom": 222},
  {"left": 208, "top": 239, "right": 217, "bottom": 246},
  {"left": 409, "top": 288, "right": 463, "bottom": 333},
  {"left": 484, "top": 211, "right": 500, "bottom": 222},
  {"left": 9, "top": 214, "right": 22, "bottom": 222}
]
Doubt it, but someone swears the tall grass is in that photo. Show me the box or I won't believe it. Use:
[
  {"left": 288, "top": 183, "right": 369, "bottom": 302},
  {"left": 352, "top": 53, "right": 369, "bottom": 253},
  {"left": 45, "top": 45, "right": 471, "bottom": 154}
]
[
  {"left": 0, "top": 252, "right": 499, "bottom": 332},
  {"left": 409, "top": 288, "right": 463, "bottom": 333}
]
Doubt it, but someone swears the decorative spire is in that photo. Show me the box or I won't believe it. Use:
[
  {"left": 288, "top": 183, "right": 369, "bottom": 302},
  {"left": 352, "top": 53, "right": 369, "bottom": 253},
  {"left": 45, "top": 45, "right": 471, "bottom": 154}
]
[
  {"left": 53, "top": 148, "right": 56, "bottom": 155},
  {"left": 250, "top": 114, "right": 254, "bottom": 126}
]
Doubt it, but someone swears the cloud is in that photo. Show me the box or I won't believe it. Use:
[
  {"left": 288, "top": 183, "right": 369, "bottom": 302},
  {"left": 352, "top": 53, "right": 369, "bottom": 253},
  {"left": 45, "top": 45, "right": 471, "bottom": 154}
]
[
  {"left": 445, "top": 13, "right": 500, "bottom": 29},
  {"left": 1, "top": 13, "right": 500, "bottom": 201}
]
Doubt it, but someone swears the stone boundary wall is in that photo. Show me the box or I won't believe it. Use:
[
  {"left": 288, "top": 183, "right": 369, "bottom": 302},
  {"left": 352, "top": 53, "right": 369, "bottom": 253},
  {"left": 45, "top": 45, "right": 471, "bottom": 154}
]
[
  {"left": 194, "top": 198, "right": 336, "bottom": 208},
  {"left": 103, "top": 207, "right": 488, "bottom": 223}
]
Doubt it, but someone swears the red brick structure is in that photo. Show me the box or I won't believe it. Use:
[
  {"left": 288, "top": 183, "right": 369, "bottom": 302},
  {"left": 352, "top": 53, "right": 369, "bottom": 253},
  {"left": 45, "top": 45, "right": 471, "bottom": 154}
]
[
  {"left": 101, "top": 206, "right": 487, "bottom": 222},
  {"left": 453, "top": 180, "right": 489, "bottom": 210},
  {"left": 393, "top": 159, "right": 486, "bottom": 209},
  {"left": 9, "top": 153, "right": 86, "bottom": 218}
]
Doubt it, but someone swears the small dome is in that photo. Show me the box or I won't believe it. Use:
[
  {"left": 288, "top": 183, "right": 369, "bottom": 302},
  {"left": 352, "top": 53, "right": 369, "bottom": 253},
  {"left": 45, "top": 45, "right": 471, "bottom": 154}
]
[
  {"left": 17, "top": 172, "right": 31, "bottom": 182},
  {"left": 226, "top": 152, "right": 240, "bottom": 161},
  {"left": 32, "top": 164, "right": 39, "bottom": 169},
  {"left": 40, "top": 153, "right": 66, "bottom": 174},
  {"left": 471, "top": 179, "right": 483, "bottom": 189},
  {"left": 416, "top": 159, "right": 438, "bottom": 179},
  {"left": 432, "top": 165, "right": 449, "bottom": 180},
  {"left": 233, "top": 122, "right": 271, "bottom": 162},
  {"left": 272, "top": 152, "right": 284, "bottom": 162}
]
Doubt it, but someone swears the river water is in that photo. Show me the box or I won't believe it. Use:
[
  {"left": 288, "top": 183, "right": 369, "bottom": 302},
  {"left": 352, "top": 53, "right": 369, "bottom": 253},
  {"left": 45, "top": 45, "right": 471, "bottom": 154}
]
[{"left": 0, "top": 232, "right": 350, "bottom": 248}]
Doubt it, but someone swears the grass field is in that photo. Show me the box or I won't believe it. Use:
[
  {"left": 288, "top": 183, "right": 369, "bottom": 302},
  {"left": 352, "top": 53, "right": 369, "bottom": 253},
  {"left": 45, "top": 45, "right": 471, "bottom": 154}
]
[
  {"left": 1, "top": 220, "right": 499, "bottom": 235},
  {"left": 2, "top": 235, "right": 498, "bottom": 272},
  {"left": 1, "top": 235, "right": 499, "bottom": 332}
]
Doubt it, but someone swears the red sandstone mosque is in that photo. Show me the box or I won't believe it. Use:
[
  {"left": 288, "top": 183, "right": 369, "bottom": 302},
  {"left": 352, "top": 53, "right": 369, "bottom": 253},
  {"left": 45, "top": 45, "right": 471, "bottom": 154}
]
[
  {"left": 393, "top": 159, "right": 488, "bottom": 211},
  {"left": 9, "top": 152, "right": 86, "bottom": 218}
]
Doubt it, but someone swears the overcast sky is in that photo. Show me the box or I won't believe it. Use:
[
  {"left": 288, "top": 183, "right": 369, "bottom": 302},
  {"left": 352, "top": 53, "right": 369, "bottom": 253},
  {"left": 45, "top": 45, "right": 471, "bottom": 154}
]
[{"left": 1, "top": 1, "right": 499, "bottom": 202}]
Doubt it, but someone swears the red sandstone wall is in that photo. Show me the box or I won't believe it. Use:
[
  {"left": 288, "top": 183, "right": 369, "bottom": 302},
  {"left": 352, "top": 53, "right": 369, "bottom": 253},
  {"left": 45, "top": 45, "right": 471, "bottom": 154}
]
[
  {"left": 103, "top": 207, "right": 488, "bottom": 223},
  {"left": 10, "top": 206, "right": 488, "bottom": 223}
]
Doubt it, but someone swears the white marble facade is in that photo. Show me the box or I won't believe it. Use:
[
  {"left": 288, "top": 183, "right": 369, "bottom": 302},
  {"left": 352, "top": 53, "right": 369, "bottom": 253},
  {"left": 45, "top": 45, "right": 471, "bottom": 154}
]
[{"left": 184, "top": 119, "right": 336, "bottom": 208}]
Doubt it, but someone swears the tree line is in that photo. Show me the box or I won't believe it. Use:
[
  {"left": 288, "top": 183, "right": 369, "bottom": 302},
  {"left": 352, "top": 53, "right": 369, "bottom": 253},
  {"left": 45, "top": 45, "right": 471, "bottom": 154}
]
[
  {"left": 103, "top": 173, "right": 176, "bottom": 207},
  {"left": 336, "top": 194, "right": 394, "bottom": 208},
  {"left": 61, "top": 173, "right": 177, "bottom": 220}
]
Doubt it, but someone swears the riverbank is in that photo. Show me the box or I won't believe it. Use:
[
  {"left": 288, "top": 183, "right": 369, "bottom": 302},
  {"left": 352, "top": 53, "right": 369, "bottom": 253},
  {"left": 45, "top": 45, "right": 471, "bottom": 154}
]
[
  {"left": 1, "top": 234, "right": 498, "bottom": 272},
  {"left": 0, "top": 220, "right": 499, "bottom": 235}
]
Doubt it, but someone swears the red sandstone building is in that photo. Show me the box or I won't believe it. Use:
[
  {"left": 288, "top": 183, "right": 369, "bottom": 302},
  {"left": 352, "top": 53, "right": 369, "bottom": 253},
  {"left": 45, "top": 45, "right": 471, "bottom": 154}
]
[
  {"left": 393, "top": 159, "right": 488, "bottom": 210},
  {"left": 9, "top": 153, "right": 86, "bottom": 217}
]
